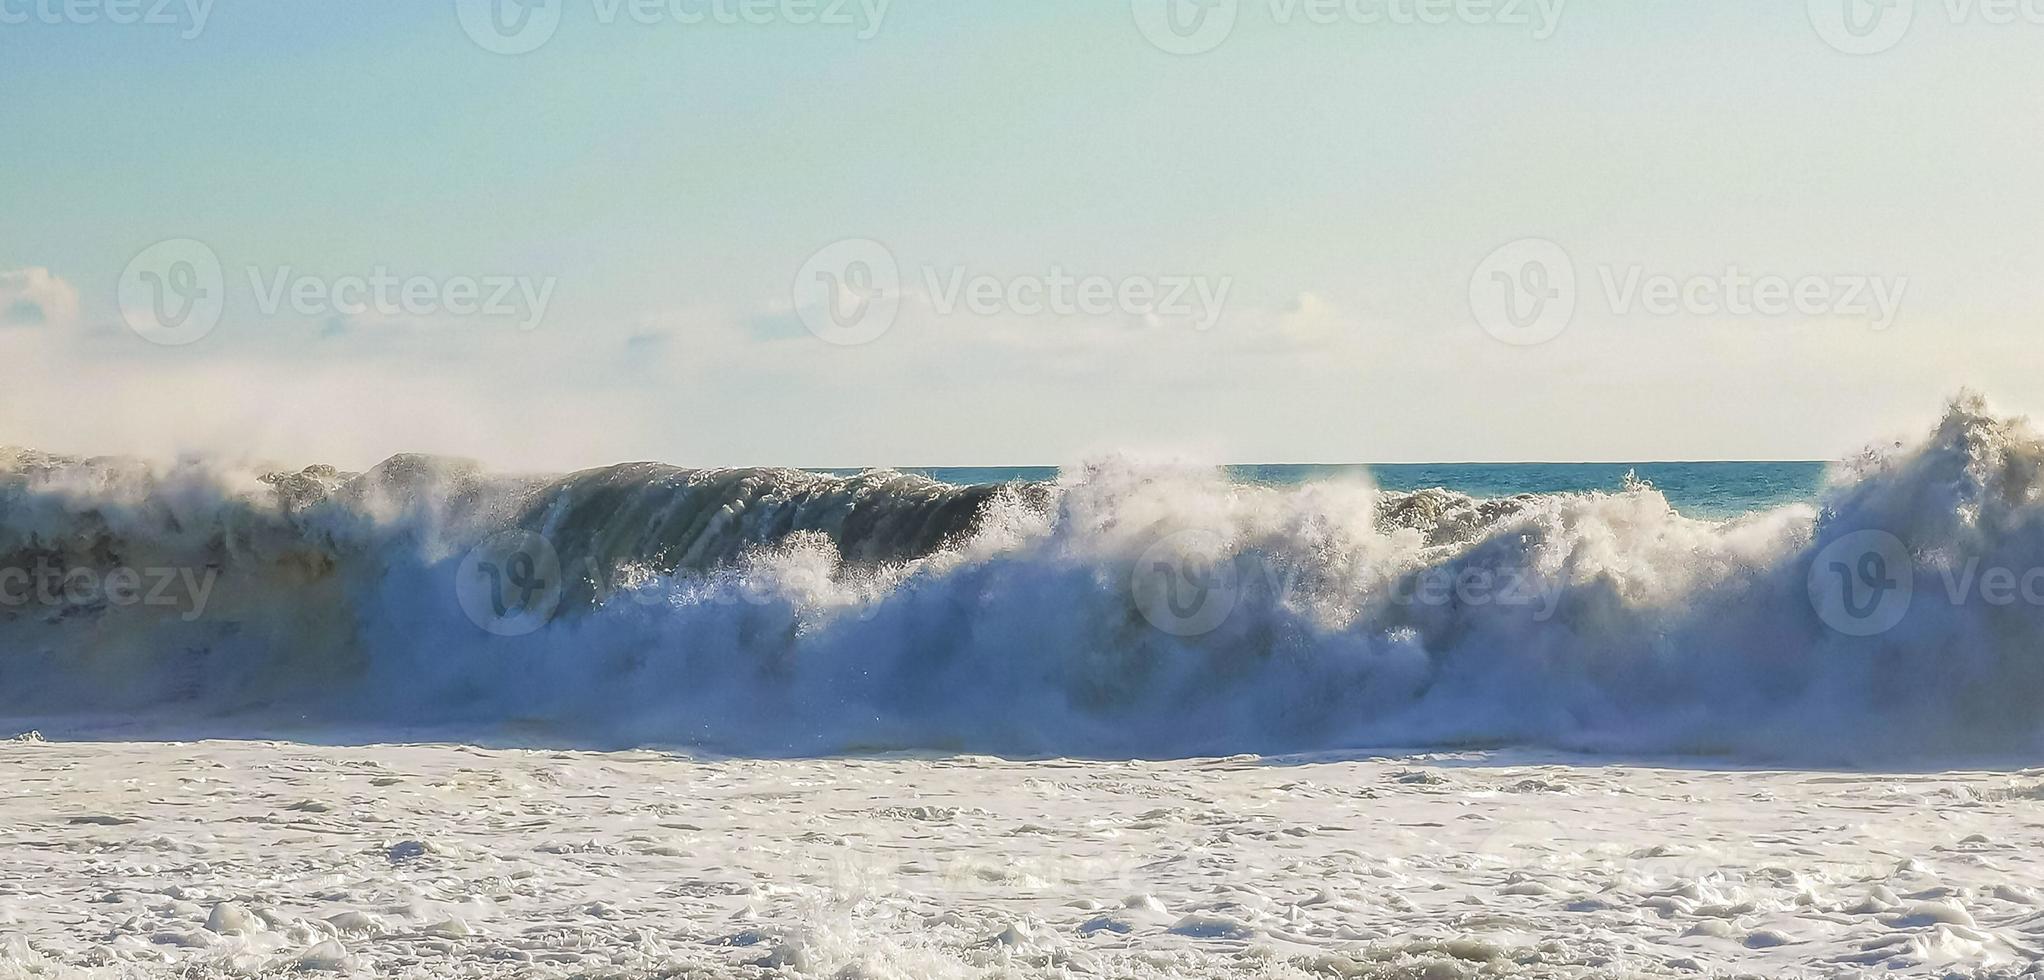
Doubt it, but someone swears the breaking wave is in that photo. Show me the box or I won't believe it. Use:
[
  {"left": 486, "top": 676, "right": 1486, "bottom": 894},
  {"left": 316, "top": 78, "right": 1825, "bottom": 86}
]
[{"left": 3, "top": 394, "right": 2043, "bottom": 762}]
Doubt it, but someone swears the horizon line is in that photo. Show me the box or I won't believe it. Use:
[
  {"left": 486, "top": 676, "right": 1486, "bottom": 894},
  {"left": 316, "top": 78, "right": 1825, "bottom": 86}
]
[{"left": 804, "top": 458, "right": 1832, "bottom": 471}]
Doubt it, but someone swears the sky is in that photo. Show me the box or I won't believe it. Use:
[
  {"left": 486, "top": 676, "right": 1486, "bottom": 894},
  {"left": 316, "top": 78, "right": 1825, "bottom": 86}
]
[{"left": 3, "top": 0, "right": 2043, "bottom": 469}]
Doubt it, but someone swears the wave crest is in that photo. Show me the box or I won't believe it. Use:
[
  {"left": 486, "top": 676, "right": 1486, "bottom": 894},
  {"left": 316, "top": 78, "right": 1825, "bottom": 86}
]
[{"left": 4, "top": 394, "right": 2043, "bottom": 762}]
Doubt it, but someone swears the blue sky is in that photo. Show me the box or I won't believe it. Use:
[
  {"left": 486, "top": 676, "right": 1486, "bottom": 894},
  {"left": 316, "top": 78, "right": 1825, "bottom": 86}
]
[{"left": 3, "top": 1, "right": 2042, "bottom": 467}]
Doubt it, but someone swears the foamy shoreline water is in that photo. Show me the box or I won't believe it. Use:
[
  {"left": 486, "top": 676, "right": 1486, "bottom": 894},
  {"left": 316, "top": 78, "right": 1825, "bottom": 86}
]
[
  {"left": 4, "top": 738, "right": 2040, "bottom": 979},
  {"left": 5, "top": 396, "right": 2044, "bottom": 977}
]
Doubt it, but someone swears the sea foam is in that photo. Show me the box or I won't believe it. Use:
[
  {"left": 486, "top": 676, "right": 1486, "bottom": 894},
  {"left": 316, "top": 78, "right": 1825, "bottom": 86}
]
[{"left": 2, "top": 394, "right": 2041, "bottom": 761}]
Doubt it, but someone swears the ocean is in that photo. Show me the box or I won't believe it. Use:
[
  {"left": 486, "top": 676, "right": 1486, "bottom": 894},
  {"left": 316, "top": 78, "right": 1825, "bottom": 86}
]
[
  {"left": 0, "top": 397, "right": 2035, "bottom": 761},
  {"left": 835, "top": 461, "right": 1829, "bottom": 520},
  {"left": 6, "top": 401, "right": 2044, "bottom": 978}
]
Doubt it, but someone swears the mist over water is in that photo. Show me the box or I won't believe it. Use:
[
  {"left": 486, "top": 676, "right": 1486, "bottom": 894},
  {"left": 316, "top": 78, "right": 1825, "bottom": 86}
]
[{"left": 1, "top": 395, "right": 2039, "bottom": 763}]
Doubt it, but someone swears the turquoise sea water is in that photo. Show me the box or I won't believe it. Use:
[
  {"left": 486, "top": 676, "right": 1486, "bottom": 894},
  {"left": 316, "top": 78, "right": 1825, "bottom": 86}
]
[{"left": 828, "top": 462, "right": 1829, "bottom": 520}]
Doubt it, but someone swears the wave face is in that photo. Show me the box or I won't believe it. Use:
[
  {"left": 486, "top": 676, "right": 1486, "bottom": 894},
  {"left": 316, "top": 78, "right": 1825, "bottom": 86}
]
[{"left": 3, "top": 394, "right": 2044, "bottom": 762}]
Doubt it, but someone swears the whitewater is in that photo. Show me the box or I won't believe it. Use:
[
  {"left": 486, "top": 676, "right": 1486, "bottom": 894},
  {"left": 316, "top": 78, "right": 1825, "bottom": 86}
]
[
  {"left": 4, "top": 395, "right": 2044, "bottom": 978},
  {"left": 4, "top": 393, "right": 2041, "bottom": 762}
]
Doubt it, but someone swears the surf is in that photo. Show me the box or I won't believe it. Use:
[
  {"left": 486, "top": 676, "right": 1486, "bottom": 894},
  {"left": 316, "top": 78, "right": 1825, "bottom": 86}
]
[{"left": 2, "top": 393, "right": 2041, "bottom": 763}]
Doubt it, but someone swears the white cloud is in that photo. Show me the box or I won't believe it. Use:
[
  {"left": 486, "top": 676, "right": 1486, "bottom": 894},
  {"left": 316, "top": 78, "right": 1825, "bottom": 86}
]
[{"left": 0, "top": 268, "right": 81, "bottom": 328}]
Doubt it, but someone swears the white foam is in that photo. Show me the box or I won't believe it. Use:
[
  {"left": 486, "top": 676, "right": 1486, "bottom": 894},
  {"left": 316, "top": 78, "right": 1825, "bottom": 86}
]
[{"left": 4, "top": 394, "right": 2044, "bottom": 763}]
